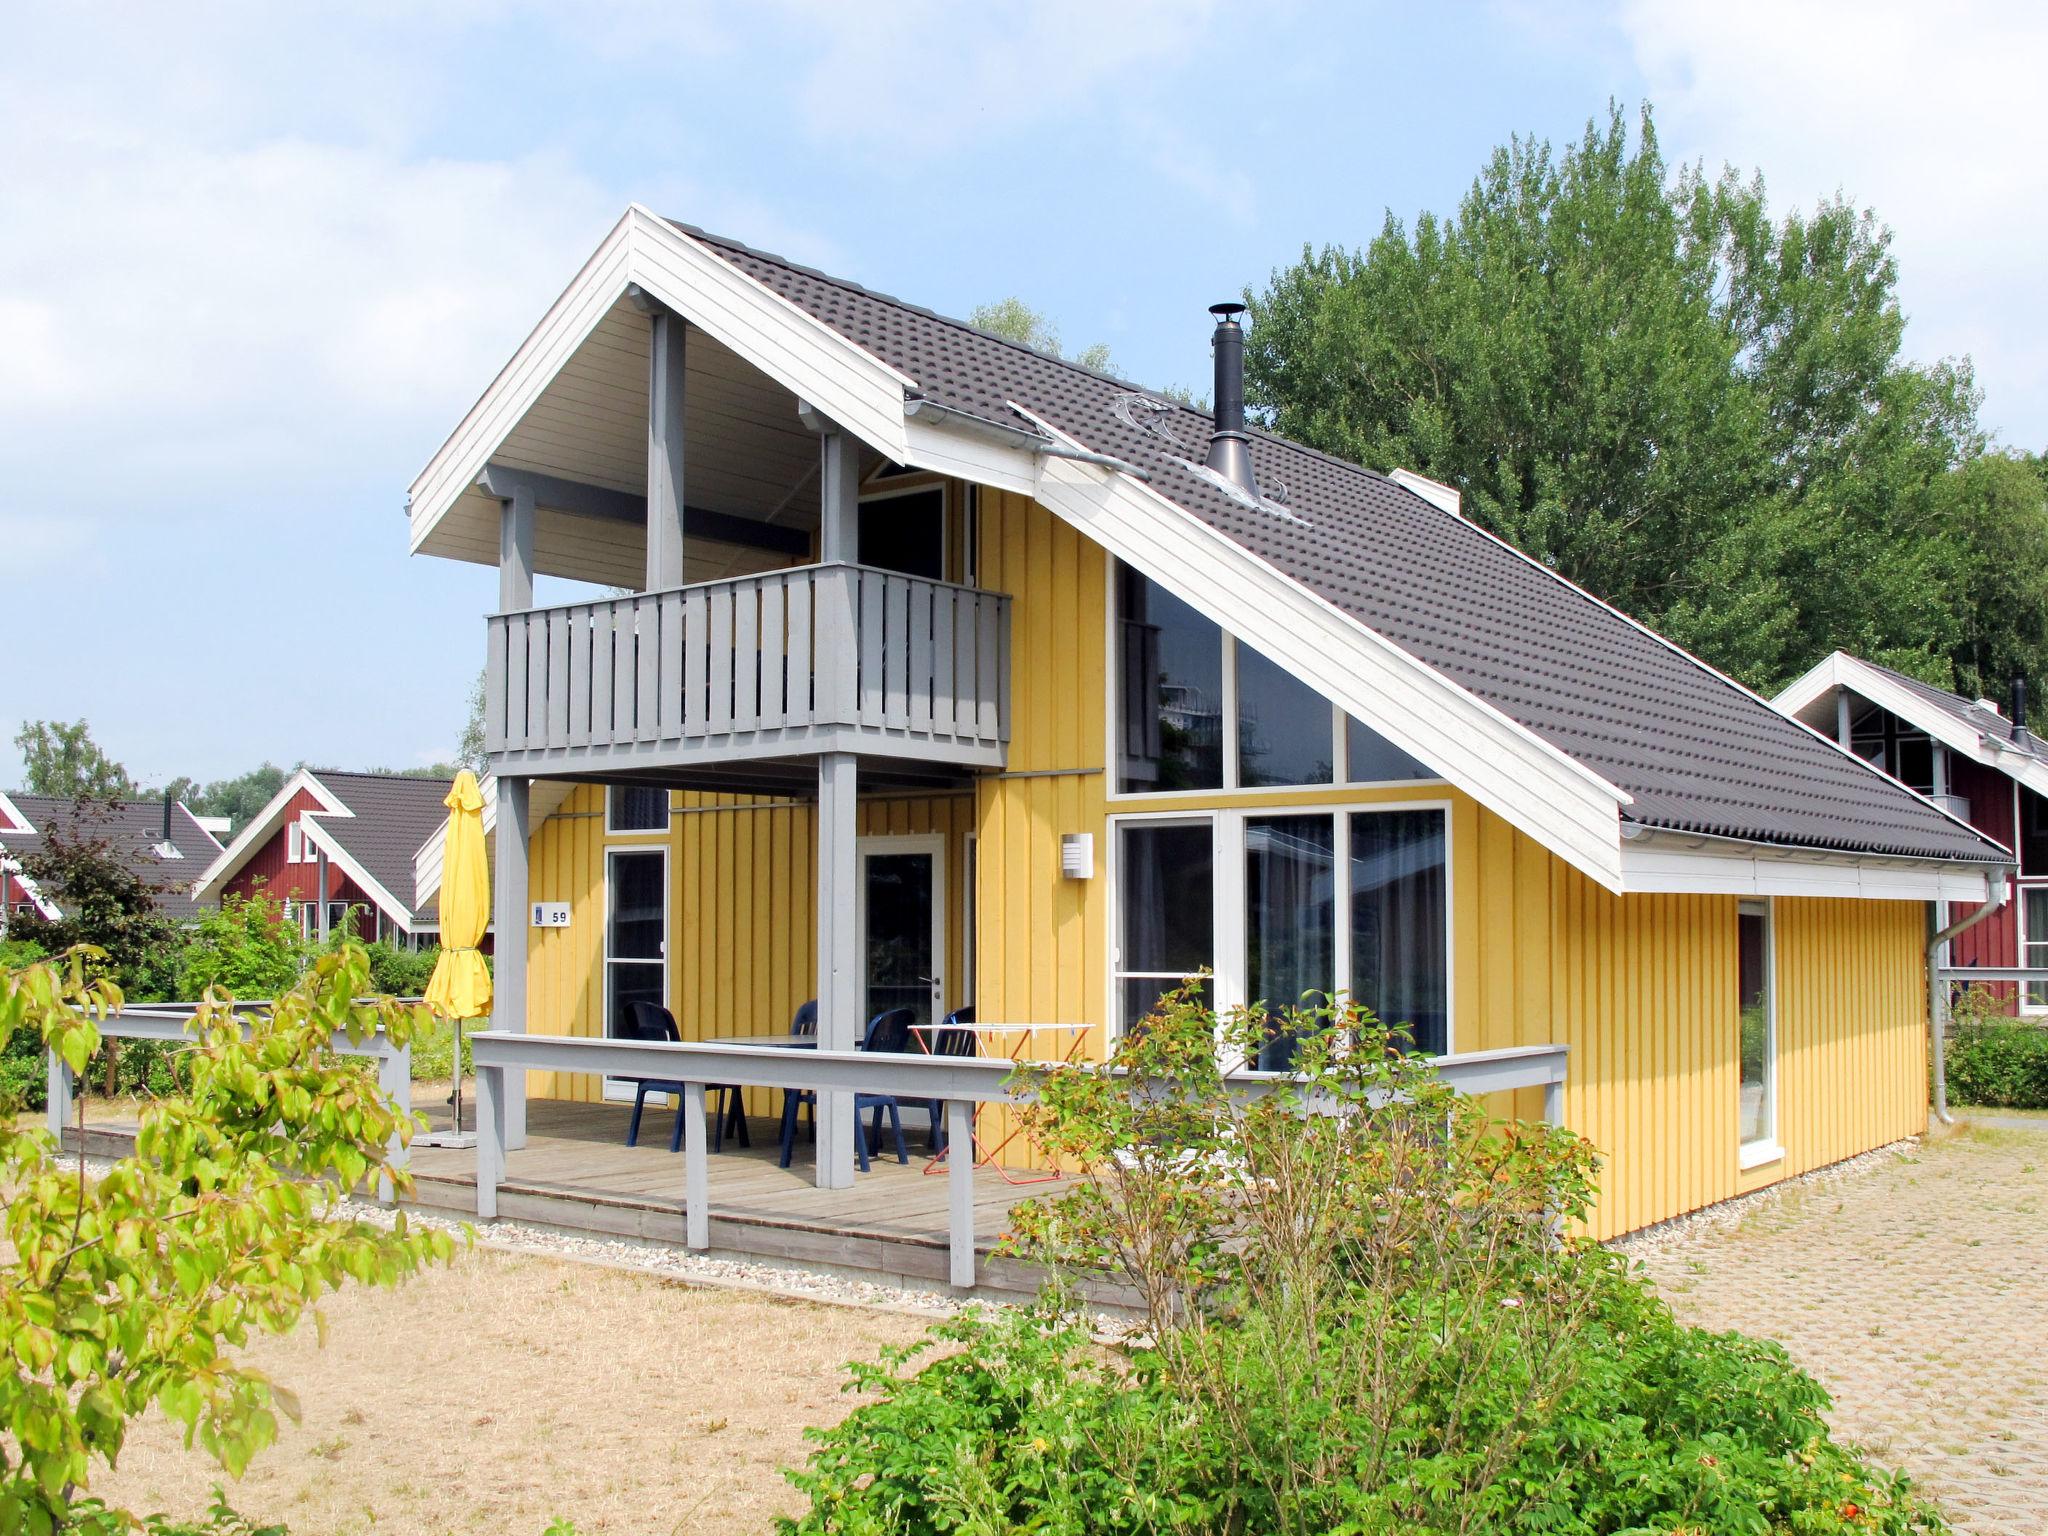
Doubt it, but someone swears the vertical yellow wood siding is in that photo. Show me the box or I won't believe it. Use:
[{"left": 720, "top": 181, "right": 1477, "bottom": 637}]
[{"left": 516, "top": 486, "right": 1931, "bottom": 1236}]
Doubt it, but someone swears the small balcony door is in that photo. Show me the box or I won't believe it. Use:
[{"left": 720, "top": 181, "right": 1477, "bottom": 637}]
[
  {"left": 603, "top": 846, "right": 667, "bottom": 1101},
  {"left": 857, "top": 834, "right": 946, "bottom": 1033}
]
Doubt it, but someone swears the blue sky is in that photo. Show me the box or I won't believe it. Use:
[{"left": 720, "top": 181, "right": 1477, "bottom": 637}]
[{"left": 5, "top": 1, "right": 2044, "bottom": 788}]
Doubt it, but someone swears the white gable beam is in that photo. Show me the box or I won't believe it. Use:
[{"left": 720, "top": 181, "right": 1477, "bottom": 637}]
[{"left": 408, "top": 207, "right": 916, "bottom": 558}]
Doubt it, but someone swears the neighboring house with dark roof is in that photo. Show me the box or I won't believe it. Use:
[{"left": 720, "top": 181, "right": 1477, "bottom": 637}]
[
  {"left": 191, "top": 769, "right": 488, "bottom": 950},
  {"left": 1776, "top": 651, "right": 2041, "bottom": 1005},
  {"left": 0, "top": 790, "right": 222, "bottom": 929},
  {"left": 401, "top": 207, "right": 2005, "bottom": 1239}
]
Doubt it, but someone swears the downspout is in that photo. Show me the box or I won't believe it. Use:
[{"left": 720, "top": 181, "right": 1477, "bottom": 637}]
[{"left": 1927, "top": 865, "right": 2013, "bottom": 1124}]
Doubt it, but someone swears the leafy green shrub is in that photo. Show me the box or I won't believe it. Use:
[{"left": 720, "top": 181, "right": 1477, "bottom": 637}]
[
  {"left": 1947, "top": 1004, "right": 2048, "bottom": 1109},
  {"left": 783, "top": 986, "right": 1945, "bottom": 1535},
  {"left": 174, "top": 891, "right": 306, "bottom": 999},
  {"left": 0, "top": 943, "right": 455, "bottom": 1532}
]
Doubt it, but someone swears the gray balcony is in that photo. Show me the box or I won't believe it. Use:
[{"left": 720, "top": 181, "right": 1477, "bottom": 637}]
[{"left": 483, "top": 561, "right": 1010, "bottom": 778}]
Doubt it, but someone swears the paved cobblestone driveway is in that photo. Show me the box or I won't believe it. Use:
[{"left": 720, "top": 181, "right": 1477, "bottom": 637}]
[{"left": 1626, "top": 1119, "right": 2048, "bottom": 1535}]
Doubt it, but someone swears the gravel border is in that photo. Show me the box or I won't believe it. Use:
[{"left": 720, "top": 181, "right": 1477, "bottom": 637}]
[
  {"left": 334, "top": 1191, "right": 976, "bottom": 1319},
  {"left": 1607, "top": 1138, "right": 1919, "bottom": 1259}
]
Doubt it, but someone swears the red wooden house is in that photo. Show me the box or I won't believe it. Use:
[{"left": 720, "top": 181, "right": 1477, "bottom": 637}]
[
  {"left": 191, "top": 768, "right": 485, "bottom": 949},
  {"left": 1776, "top": 653, "right": 2043, "bottom": 1003}
]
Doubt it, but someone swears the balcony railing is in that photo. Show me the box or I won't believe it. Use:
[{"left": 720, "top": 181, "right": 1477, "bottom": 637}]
[{"left": 484, "top": 562, "right": 1010, "bottom": 770}]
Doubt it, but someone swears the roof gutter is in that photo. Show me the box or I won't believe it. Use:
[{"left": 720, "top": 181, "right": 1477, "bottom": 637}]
[
  {"left": 903, "top": 395, "right": 1152, "bottom": 482},
  {"left": 1927, "top": 866, "right": 2014, "bottom": 1126}
]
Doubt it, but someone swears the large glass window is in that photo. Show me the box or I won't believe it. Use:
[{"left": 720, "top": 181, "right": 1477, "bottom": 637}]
[
  {"left": 1115, "top": 822, "right": 1213, "bottom": 1028},
  {"left": 1246, "top": 815, "right": 1335, "bottom": 1067},
  {"left": 1848, "top": 704, "right": 1937, "bottom": 795},
  {"left": 2021, "top": 788, "right": 2048, "bottom": 877},
  {"left": 1737, "top": 900, "right": 1775, "bottom": 1155},
  {"left": 1345, "top": 715, "right": 1435, "bottom": 784},
  {"left": 1349, "top": 810, "right": 1449, "bottom": 1054},
  {"left": 1238, "top": 644, "right": 1335, "bottom": 788},
  {"left": 607, "top": 786, "right": 669, "bottom": 833},
  {"left": 605, "top": 848, "right": 667, "bottom": 1040},
  {"left": 1118, "top": 568, "right": 1225, "bottom": 793},
  {"left": 1117, "top": 560, "right": 1443, "bottom": 794},
  {"left": 2025, "top": 887, "right": 2048, "bottom": 1010}
]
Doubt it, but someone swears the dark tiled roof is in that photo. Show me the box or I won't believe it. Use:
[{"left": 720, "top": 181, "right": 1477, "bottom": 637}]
[
  {"left": 0, "top": 795, "right": 221, "bottom": 921},
  {"left": 1858, "top": 661, "right": 2048, "bottom": 766},
  {"left": 313, "top": 771, "right": 459, "bottom": 926},
  {"left": 678, "top": 220, "right": 2000, "bottom": 865}
]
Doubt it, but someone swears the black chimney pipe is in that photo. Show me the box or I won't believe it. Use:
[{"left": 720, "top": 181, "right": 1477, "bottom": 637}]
[
  {"left": 1203, "top": 302, "right": 1259, "bottom": 498},
  {"left": 2014, "top": 678, "right": 2030, "bottom": 741},
  {"left": 161, "top": 790, "right": 173, "bottom": 845}
]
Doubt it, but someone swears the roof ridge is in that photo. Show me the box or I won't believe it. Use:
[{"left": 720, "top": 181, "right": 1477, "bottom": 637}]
[
  {"left": 671, "top": 218, "right": 1206, "bottom": 407},
  {"left": 672, "top": 217, "right": 1398, "bottom": 492}
]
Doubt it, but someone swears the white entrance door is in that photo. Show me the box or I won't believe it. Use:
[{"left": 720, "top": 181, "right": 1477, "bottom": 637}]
[
  {"left": 602, "top": 846, "right": 667, "bottom": 1102},
  {"left": 856, "top": 835, "right": 946, "bottom": 1033}
]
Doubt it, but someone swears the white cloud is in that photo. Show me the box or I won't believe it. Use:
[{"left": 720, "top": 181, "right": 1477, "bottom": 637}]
[
  {"left": 770, "top": 0, "right": 1224, "bottom": 151},
  {"left": 1618, "top": 0, "right": 2048, "bottom": 445}
]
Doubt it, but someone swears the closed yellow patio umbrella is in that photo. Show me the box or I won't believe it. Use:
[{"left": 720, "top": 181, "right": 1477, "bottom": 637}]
[{"left": 422, "top": 770, "right": 491, "bottom": 1143}]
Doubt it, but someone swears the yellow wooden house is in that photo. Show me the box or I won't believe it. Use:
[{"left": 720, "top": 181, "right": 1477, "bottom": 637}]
[{"left": 406, "top": 208, "right": 2005, "bottom": 1240}]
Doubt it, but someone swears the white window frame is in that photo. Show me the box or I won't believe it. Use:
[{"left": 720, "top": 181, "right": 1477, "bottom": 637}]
[
  {"left": 1107, "top": 798, "right": 1455, "bottom": 1056},
  {"left": 961, "top": 833, "right": 978, "bottom": 1011},
  {"left": 605, "top": 786, "right": 670, "bottom": 835},
  {"left": 854, "top": 833, "right": 948, "bottom": 1028},
  {"left": 1737, "top": 897, "right": 1782, "bottom": 1169},
  {"left": 287, "top": 820, "right": 306, "bottom": 863},
  {"left": 601, "top": 844, "right": 669, "bottom": 1102},
  {"left": 2020, "top": 883, "right": 2048, "bottom": 1014},
  {"left": 1105, "top": 553, "right": 1443, "bottom": 803},
  {"left": 855, "top": 477, "right": 950, "bottom": 581}
]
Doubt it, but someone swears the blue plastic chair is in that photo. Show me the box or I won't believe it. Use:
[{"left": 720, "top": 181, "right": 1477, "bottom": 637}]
[
  {"left": 778, "top": 1006, "right": 914, "bottom": 1172},
  {"left": 624, "top": 1003, "right": 748, "bottom": 1154},
  {"left": 916, "top": 1006, "right": 976, "bottom": 1151}
]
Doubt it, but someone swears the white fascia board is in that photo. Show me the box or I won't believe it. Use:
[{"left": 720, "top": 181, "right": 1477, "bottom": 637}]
[
  {"left": 989, "top": 406, "right": 1632, "bottom": 890},
  {"left": 407, "top": 207, "right": 915, "bottom": 555},
  {"left": 297, "top": 819, "right": 416, "bottom": 930},
  {"left": 190, "top": 768, "right": 347, "bottom": 902},
  {"left": 1618, "top": 833, "right": 1998, "bottom": 902},
  {"left": 0, "top": 791, "right": 31, "bottom": 836},
  {"left": 1, "top": 855, "right": 62, "bottom": 921},
  {"left": 1775, "top": 651, "right": 2048, "bottom": 804}
]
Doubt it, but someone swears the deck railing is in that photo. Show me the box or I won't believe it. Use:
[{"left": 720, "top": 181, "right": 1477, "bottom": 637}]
[
  {"left": 484, "top": 562, "right": 1011, "bottom": 764},
  {"left": 46, "top": 1002, "right": 415, "bottom": 1180},
  {"left": 467, "top": 1033, "right": 1569, "bottom": 1289}
]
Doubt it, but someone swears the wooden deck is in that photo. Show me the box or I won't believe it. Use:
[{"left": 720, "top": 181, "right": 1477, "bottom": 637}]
[{"left": 69, "top": 1094, "right": 1075, "bottom": 1301}]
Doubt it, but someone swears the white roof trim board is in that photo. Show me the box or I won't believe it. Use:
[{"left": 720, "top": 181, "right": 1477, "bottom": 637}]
[
  {"left": 190, "top": 768, "right": 345, "bottom": 904},
  {"left": 1775, "top": 650, "right": 2048, "bottom": 804},
  {"left": 1, "top": 854, "right": 62, "bottom": 921},
  {"left": 0, "top": 791, "right": 31, "bottom": 836},
  {"left": 406, "top": 212, "right": 2003, "bottom": 899},
  {"left": 294, "top": 816, "right": 422, "bottom": 935}
]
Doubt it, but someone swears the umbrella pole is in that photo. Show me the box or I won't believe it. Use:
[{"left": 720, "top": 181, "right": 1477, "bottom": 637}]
[{"left": 452, "top": 1017, "right": 464, "bottom": 1134}]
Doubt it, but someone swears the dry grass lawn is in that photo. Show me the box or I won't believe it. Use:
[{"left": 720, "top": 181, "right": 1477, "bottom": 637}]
[{"left": 91, "top": 1248, "right": 931, "bottom": 1535}]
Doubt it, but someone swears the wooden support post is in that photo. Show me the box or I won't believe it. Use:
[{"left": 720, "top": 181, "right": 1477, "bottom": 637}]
[
  {"left": 475, "top": 1061, "right": 503, "bottom": 1220},
  {"left": 1543, "top": 1078, "right": 1563, "bottom": 1129},
  {"left": 815, "top": 750, "right": 858, "bottom": 1189},
  {"left": 948, "top": 1099, "right": 976, "bottom": 1288},
  {"left": 499, "top": 482, "right": 535, "bottom": 613},
  {"left": 315, "top": 850, "right": 331, "bottom": 942},
  {"left": 647, "top": 308, "right": 687, "bottom": 591},
  {"left": 819, "top": 426, "right": 859, "bottom": 564},
  {"left": 376, "top": 1037, "right": 412, "bottom": 1202},
  {"left": 493, "top": 776, "right": 530, "bottom": 1149},
  {"left": 683, "top": 1080, "right": 709, "bottom": 1249},
  {"left": 45, "top": 1045, "right": 72, "bottom": 1141}
]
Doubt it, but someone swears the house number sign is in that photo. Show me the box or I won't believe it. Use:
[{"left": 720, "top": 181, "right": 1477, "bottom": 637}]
[{"left": 530, "top": 902, "right": 572, "bottom": 928}]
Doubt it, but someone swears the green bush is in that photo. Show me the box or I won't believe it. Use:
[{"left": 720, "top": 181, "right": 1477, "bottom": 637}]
[
  {"left": 174, "top": 891, "right": 307, "bottom": 999},
  {"left": 782, "top": 986, "right": 1945, "bottom": 1535},
  {"left": 1948, "top": 1016, "right": 2048, "bottom": 1108}
]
